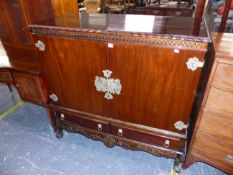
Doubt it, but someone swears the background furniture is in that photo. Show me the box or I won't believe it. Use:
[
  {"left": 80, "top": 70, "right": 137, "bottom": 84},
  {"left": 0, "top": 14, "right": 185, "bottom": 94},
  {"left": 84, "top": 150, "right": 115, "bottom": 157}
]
[{"left": 183, "top": 32, "right": 233, "bottom": 175}]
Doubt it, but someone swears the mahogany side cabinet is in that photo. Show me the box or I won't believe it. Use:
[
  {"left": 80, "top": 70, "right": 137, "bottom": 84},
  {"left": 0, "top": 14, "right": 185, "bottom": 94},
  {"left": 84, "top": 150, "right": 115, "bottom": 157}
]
[{"left": 0, "top": 0, "right": 215, "bottom": 172}]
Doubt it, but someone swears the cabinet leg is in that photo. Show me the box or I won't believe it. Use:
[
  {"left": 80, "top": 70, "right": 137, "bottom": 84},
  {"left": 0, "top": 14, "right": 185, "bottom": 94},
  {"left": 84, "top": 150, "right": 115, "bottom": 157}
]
[
  {"left": 55, "top": 128, "right": 64, "bottom": 139},
  {"left": 7, "top": 83, "right": 12, "bottom": 92},
  {"left": 173, "top": 156, "right": 184, "bottom": 174},
  {"left": 46, "top": 108, "right": 64, "bottom": 139}
]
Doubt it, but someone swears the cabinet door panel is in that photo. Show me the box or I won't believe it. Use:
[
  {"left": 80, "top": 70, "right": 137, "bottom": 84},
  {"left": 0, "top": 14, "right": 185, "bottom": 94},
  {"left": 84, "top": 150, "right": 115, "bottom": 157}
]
[
  {"left": 108, "top": 42, "right": 206, "bottom": 132},
  {"left": 0, "top": 0, "right": 32, "bottom": 45},
  {"left": 12, "top": 71, "right": 48, "bottom": 105},
  {"left": 37, "top": 36, "right": 108, "bottom": 117}
]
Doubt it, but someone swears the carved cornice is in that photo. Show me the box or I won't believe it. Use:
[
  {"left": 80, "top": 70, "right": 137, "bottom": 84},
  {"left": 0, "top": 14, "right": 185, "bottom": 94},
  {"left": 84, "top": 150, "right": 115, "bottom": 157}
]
[
  {"left": 30, "top": 25, "right": 209, "bottom": 49},
  {"left": 56, "top": 119, "right": 184, "bottom": 158}
]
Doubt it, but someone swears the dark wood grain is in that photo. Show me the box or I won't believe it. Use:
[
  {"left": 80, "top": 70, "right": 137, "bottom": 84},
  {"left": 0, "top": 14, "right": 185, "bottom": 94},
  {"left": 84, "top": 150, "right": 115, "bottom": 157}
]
[
  {"left": 0, "top": 0, "right": 33, "bottom": 45},
  {"left": 20, "top": 0, "right": 54, "bottom": 24},
  {"left": 35, "top": 36, "right": 109, "bottom": 117},
  {"left": 111, "top": 123, "right": 185, "bottom": 152},
  {"left": 55, "top": 110, "right": 111, "bottom": 134},
  {"left": 0, "top": 42, "right": 42, "bottom": 75},
  {"left": 107, "top": 42, "right": 207, "bottom": 133},
  {"left": 12, "top": 70, "right": 48, "bottom": 105}
]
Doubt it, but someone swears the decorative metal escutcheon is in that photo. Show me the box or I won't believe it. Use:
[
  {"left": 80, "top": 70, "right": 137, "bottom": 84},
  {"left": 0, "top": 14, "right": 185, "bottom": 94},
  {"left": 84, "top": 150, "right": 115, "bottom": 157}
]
[
  {"left": 225, "top": 155, "right": 233, "bottom": 163},
  {"left": 174, "top": 121, "right": 188, "bottom": 131},
  {"left": 49, "top": 93, "right": 58, "bottom": 102},
  {"left": 95, "top": 69, "right": 122, "bottom": 100},
  {"left": 186, "top": 57, "right": 204, "bottom": 71},
  {"left": 35, "top": 40, "right": 45, "bottom": 51}
]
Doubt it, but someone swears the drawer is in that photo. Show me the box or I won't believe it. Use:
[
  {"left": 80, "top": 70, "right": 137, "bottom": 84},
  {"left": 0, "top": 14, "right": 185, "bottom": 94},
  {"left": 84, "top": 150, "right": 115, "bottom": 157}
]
[
  {"left": 55, "top": 111, "right": 110, "bottom": 134},
  {"left": 111, "top": 124, "right": 185, "bottom": 152},
  {"left": 205, "top": 88, "right": 233, "bottom": 117},
  {"left": 213, "top": 63, "right": 233, "bottom": 90},
  {"left": 0, "top": 69, "right": 12, "bottom": 82},
  {"left": 193, "top": 132, "right": 233, "bottom": 173},
  {"left": 198, "top": 111, "right": 233, "bottom": 143}
]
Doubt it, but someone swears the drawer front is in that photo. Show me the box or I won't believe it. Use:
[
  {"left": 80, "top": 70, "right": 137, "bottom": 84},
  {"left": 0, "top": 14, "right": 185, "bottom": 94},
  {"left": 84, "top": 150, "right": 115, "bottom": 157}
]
[
  {"left": 0, "top": 70, "right": 12, "bottom": 81},
  {"left": 193, "top": 132, "right": 233, "bottom": 172},
  {"left": 205, "top": 88, "right": 233, "bottom": 117},
  {"left": 198, "top": 111, "right": 233, "bottom": 143},
  {"left": 111, "top": 124, "right": 185, "bottom": 152},
  {"left": 213, "top": 63, "right": 233, "bottom": 90},
  {"left": 55, "top": 111, "right": 110, "bottom": 134}
]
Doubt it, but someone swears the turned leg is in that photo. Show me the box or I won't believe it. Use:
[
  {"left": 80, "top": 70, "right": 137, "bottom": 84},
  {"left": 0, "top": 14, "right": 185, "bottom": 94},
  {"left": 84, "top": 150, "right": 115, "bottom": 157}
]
[
  {"left": 46, "top": 107, "right": 64, "bottom": 139},
  {"left": 173, "top": 157, "right": 183, "bottom": 174},
  {"left": 7, "top": 83, "right": 12, "bottom": 92},
  {"left": 55, "top": 128, "right": 64, "bottom": 139}
]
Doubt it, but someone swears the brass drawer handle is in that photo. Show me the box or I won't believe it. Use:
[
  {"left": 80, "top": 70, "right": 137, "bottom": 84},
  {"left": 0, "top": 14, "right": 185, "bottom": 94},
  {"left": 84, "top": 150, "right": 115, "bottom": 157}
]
[
  {"left": 164, "top": 140, "right": 170, "bottom": 148},
  {"left": 118, "top": 129, "right": 123, "bottom": 136},
  {"left": 225, "top": 155, "right": 233, "bottom": 163},
  {"left": 60, "top": 113, "right": 65, "bottom": 121},
  {"left": 97, "top": 123, "right": 102, "bottom": 131}
]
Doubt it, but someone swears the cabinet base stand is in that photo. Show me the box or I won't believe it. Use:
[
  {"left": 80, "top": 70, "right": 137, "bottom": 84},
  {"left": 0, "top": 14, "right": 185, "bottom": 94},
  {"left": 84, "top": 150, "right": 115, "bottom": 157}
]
[{"left": 55, "top": 118, "right": 184, "bottom": 159}]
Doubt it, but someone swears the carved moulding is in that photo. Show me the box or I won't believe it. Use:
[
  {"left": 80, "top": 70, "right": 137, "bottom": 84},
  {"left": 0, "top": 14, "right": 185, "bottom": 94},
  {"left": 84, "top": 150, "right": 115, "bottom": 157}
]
[
  {"left": 55, "top": 119, "right": 183, "bottom": 158},
  {"left": 30, "top": 26, "right": 209, "bottom": 49}
]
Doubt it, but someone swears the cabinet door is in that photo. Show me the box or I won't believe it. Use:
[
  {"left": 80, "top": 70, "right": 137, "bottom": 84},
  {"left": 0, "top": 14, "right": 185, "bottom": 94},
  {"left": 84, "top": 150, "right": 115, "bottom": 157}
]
[
  {"left": 36, "top": 36, "right": 109, "bottom": 117},
  {"left": 12, "top": 71, "right": 48, "bottom": 105},
  {"left": 0, "top": 0, "right": 32, "bottom": 45},
  {"left": 107, "top": 42, "right": 206, "bottom": 133}
]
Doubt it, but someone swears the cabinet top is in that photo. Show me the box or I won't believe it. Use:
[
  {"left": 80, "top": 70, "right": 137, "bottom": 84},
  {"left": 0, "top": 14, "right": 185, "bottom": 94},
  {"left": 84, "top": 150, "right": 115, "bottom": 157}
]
[{"left": 29, "top": 14, "right": 210, "bottom": 48}]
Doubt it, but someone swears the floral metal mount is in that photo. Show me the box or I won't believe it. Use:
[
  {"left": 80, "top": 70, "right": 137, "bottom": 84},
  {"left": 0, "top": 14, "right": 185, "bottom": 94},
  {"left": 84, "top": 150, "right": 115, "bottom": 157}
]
[
  {"left": 174, "top": 121, "right": 188, "bottom": 131},
  {"left": 35, "top": 40, "right": 45, "bottom": 51},
  {"left": 186, "top": 57, "right": 204, "bottom": 71},
  {"left": 95, "top": 70, "right": 122, "bottom": 100}
]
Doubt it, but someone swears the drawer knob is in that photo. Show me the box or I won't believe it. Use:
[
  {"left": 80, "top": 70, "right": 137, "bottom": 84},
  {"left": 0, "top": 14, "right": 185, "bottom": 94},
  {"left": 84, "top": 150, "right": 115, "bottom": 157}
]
[
  {"left": 35, "top": 40, "right": 45, "bottom": 51},
  {"left": 164, "top": 140, "right": 170, "bottom": 148},
  {"left": 225, "top": 155, "right": 233, "bottom": 163},
  {"left": 186, "top": 57, "right": 204, "bottom": 71},
  {"left": 49, "top": 93, "right": 58, "bottom": 102},
  {"left": 60, "top": 113, "right": 65, "bottom": 121},
  {"left": 118, "top": 129, "right": 123, "bottom": 136},
  {"left": 97, "top": 123, "right": 102, "bottom": 131}
]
